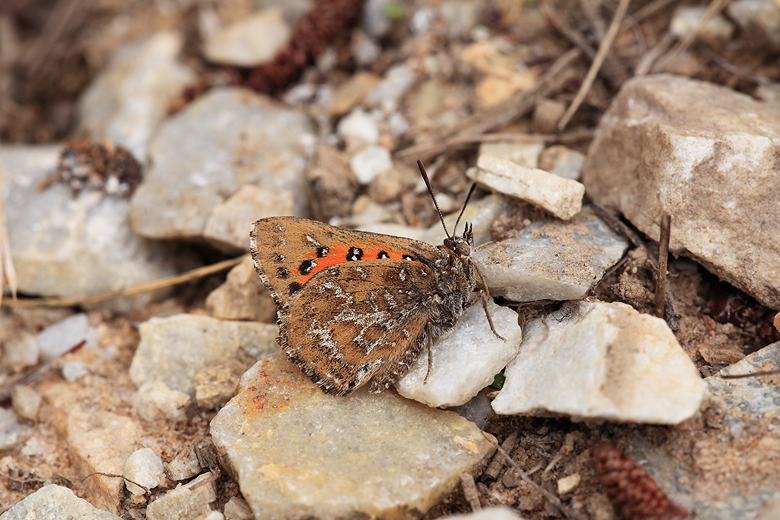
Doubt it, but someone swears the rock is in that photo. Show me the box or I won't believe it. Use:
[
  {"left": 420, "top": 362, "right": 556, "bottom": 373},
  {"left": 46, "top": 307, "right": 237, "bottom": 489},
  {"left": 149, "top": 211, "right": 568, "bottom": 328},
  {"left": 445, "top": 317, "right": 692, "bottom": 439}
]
[
  {"left": 306, "top": 145, "right": 359, "bottom": 222},
  {"left": 193, "top": 358, "right": 245, "bottom": 409},
  {"left": 133, "top": 381, "right": 191, "bottom": 423},
  {"left": 336, "top": 108, "right": 380, "bottom": 151},
  {"left": 439, "top": 0, "right": 481, "bottom": 39},
  {"left": 582, "top": 74, "right": 780, "bottom": 310},
  {"left": 203, "top": 8, "right": 291, "bottom": 67},
  {"left": 533, "top": 98, "right": 566, "bottom": 134},
  {"left": 349, "top": 145, "right": 393, "bottom": 185},
  {"left": 775, "top": 312, "right": 780, "bottom": 332},
  {"left": 710, "top": 342, "right": 780, "bottom": 417},
  {"left": 35, "top": 313, "right": 99, "bottom": 361},
  {"left": 670, "top": 6, "right": 734, "bottom": 46},
  {"left": 203, "top": 185, "right": 294, "bottom": 253},
  {"left": 557, "top": 474, "right": 581, "bottom": 495},
  {"left": 76, "top": 32, "right": 195, "bottom": 162},
  {"left": 210, "top": 353, "right": 496, "bottom": 520},
  {"left": 66, "top": 408, "right": 142, "bottom": 513},
  {"left": 538, "top": 145, "right": 586, "bottom": 181},
  {"left": 129, "top": 314, "right": 278, "bottom": 395},
  {"left": 478, "top": 141, "right": 544, "bottom": 168},
  {"left": 129, "top": 88, "right": 314, "bottom": 240},
  {"left": 328, "top": 73, "right": 381, "bottom": 117},
  {"left": 363, "top": 0, "right": 393, "bottom": 38},
  {"left": 124, "top": 448, "right": 165, "bottom": 495},
  {"left": 62, "top": 361, "right": 90, "bottom": 382},
  {"left": 12, "top": 385, "right": 42, "bottom": 421},
  {"left": 755, "top": 494, "right": 780, "bottom": 520},
  {"left": 365, "top": 65, "right": 417, "bottom": 111},
  {"left": 460, "top": 41, "right": 536, "bottom": 108},
  {"left": 472, "top": 155, "right": 584, "bottom": 220},
  {"left": 166, "top": 444, "right": 202, "bottom": 481},
  {"left": 447, "top": 392, "right": 494, "bottom": 429},
  {"left": 492, "top": 301, "right": 706, "bottom": 424},
  {"left": 419, "top": 193, "right": 510, "bottom": 247},
  {"left": 727, "top": 0, "right": 780, "bottom": 50},
  {"left": 335, "top": 195, "right": 394, "bottom": 227},
  {"left": 146, "top": 472, "right": 217, "bottom": 520},
  {"left": 367, "top": 163, "right": 418, "bottom": 204},
  {"left": 2, "top": 145, "right": 180, "bottom": 312},
  {"left": 0, "top": 407, "right": 32, "bottom": 450},
  {"left": 223, "top": 496, "right": 254, "bottom": 520},
  {"left": 205, "top": 255, "right": 277, "bottom": 323},
  {"left": 396, "top": 301, "right": 522, "bottom": 407},
  {"left": 2, "top": 331, "right": 39, "bottom": 367},
  {"left": 0, "top": 484, "right": 122, "bottom": 520},
  {"left": 472, "top": 208, "right": 628, "bottom": 302},
  {"left": 439, "top": 506, "right": 525, "bottom": 520}
]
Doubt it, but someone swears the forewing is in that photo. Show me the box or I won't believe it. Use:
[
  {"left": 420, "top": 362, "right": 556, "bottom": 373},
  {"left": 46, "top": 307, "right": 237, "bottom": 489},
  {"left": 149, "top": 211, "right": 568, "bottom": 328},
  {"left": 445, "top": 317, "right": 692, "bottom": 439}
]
[
  {"left": 279, "top": 259, "right": 439, "bottom": 396},
  {"left": 250, "top": 216, "right": 441, "bottom": 307}
]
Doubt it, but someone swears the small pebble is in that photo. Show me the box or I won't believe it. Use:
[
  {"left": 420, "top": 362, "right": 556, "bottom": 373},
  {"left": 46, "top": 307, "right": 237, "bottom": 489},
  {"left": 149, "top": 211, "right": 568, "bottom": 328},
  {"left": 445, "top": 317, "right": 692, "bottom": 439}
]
[
  {"left": 133, "top": 380, "right": 191, "bottom": 423},
  {"left": 167, "top": 444, "right": 202, "bottom": 481},
  {"left": 36, "top": 313, "right": 99, "bottom": 361},
  {"left": 349, "top": 145, "right": 393, "bottom": 185},
  {"left": 124, "top": 448, "right": 165, "bottom": 495},
  {"left": 62, "top": 360, "right": 89, "bottom": 382},
  {"left": 12, "top": 385, "right": 42, "bottom": 421},
  {"left": 557, "top": 473, "right": 581, "bottom": 495}
]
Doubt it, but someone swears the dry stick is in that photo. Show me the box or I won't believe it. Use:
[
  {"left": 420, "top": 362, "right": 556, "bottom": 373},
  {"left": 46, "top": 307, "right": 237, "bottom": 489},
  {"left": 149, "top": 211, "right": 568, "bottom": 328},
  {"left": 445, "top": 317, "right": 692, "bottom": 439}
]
[
  {"left": 82, "top": 472, "right": 149, "bottom": 494},
  {"left": 635, "top": 32, "right": 675, "bottom": 76},
  {"left": 481, "top": 432, "right": 582, "bottom": 520},
  {"left": 654, "top": 213, "right": 671, "bottom": 312},
  {"left": 0, "top": 177, "right": 18, "bottom": 306},
  {"left": 557, "top": 0, "right": 631, "bottom": 131},
  {"left": 704, "top": 48, "right": 772, "bottom": 85},
  {"left": 720, "top": 369, "right": 780, "bottom": 379},
  {"left": 651, "top": 0, "right": 732, "bottom": 73},
  {"left": 459, "top": 473, "right": 482, "bottom": 512},
  {"left": 1, "top": 255, "right": 246, "bottom": 308},
  {"left": 396, "top": 48, "right": 581, "bottom": 163},
  {"left": 439, "top": 128, "right": 596, "bottom": 147},
  {"left": 484, "top": 430, "right": 520, "bottom": 480}
]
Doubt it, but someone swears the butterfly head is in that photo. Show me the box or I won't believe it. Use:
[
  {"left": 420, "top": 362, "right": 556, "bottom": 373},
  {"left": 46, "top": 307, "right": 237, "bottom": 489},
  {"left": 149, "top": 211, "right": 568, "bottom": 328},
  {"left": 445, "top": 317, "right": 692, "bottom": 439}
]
[{"left": 443, "top": 222, "right": 474, "bottom": 258}]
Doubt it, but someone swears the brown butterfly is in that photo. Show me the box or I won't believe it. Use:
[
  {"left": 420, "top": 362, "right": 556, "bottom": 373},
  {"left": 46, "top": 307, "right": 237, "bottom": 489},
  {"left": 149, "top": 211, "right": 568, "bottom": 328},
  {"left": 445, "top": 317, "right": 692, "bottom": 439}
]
[{"left": 250, "top": 161, "right": 502, "bottom": 396}]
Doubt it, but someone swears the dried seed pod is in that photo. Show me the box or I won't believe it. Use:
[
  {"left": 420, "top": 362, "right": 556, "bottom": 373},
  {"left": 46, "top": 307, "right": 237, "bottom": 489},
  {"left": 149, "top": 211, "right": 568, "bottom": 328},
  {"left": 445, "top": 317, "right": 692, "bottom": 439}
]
[{"left": 590, "top": 442, "right": 689, "bottom": 520}]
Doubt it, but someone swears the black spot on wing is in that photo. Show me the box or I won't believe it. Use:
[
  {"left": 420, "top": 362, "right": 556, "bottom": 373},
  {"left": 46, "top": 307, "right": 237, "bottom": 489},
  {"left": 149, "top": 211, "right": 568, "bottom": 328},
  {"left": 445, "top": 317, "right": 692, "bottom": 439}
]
[
  {"left": 277, "top": 267, "right": 290, "bottom": 279},
  {"left": 377, "top": 251, "right": 389, "bottom": 259},
  {"left": 317, "top": 246, "right": 329, "bottom": 258},
  {"left": 299, "top": 259, "right": 316, "bottom": 275},
  {"left": 347, "top": 247, "right": 363, "bottom": 261},
  {"left": 289, "top": 281, "right": 302, "bottom": 296}
]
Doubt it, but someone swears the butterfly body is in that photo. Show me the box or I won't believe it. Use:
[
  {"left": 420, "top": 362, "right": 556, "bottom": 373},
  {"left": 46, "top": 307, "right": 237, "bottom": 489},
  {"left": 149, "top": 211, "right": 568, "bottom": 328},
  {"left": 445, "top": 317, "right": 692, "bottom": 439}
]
[{"left": 250, "top": 216, "right": 477, "bottom": 396}]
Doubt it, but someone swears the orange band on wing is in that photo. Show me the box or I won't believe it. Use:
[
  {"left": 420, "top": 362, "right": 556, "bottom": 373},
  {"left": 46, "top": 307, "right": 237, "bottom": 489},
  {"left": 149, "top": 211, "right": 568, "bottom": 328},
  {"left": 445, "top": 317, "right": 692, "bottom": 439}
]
[{"left": 294, "top": 243, "right": 415, "bottom": 286}]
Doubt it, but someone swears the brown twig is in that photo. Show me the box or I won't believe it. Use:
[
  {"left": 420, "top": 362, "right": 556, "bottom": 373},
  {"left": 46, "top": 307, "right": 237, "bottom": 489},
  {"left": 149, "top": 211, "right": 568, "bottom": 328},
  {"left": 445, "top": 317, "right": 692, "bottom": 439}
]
[
  {"left": 635, "top": 32, "right": 675, "bottom": 76},
  {"left": 460, "top": 473, "right": 482, "bottom": 512},
  {"left": 1, "top": 255, "right": 245, "bottom": 308},
  {"left": 397, "top": 48, "right": 582, "bottom": 163},
  {"left": 82, "top": 472, "right": 149, "bottom": 494},
  {"left": 483, "top": 430, "right": 519, "bottom": 480},
  {"left": 654, "top": 213, "right": 671, "bottom": 312},
  {"left": 557, "top": 0, "right": 631, "bottom": 130},
  {"left": 720, "top": 369, "right": 780, "bottom": 379}
]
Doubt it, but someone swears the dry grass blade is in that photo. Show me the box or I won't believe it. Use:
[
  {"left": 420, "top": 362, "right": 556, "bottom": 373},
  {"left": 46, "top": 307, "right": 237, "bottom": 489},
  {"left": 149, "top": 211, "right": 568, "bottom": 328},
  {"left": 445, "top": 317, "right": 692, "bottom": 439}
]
[
  {"left": 557, "top": 0, "right": 631, "bottom": 130},
  {"left": 654, "top": 213, "right": 671, "bottom": 312},
  {"left": 0, "top": 168, "right": 18, "bottom": 306},
  {"left": 1, "top": 255, "right": 245, "bottom": 307}
]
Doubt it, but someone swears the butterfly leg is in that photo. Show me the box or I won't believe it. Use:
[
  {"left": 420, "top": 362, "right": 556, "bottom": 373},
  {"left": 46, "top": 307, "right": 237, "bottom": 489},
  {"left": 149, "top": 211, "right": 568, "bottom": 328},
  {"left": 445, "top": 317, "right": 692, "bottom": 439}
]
[
  {"left": 423, "top": 331, "right": 434, "bottom": 384},
  {"left": 473, "top": 262, "right": 506, "bottom": 342}
]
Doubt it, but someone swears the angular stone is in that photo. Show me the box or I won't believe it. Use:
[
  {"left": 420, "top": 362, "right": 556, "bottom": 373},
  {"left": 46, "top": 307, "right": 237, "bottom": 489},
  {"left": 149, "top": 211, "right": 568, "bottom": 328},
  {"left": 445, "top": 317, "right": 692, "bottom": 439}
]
[
  {"left": 478, "top": 141, "right": 544, "bottom": 168},
  {"left": 203, "top": 185, "right": 294, "bottom": 253},
  {"left": 472, "top": 155, "right": 584, "bottom": 220},
  {"left": 193, "top": 358, "right": 245, "bottom": 409},
  {"left": 538, "top": 145, "right": 585, "bottom": 181},
  {"left": 0, "top": 484, "right": 122, "bottom": 520},
  {"left": 146, "top": 472, "right": 217, "bottom": 520},
  {"left": 364, "top": 65, "right": 416, "bottom": 111},
  {"left": 328, "top": 73, "right": 381, "bottom": 117},
  {"left": 440, "top": 507, "right": 525, "bottom": 520},
  {"left": 205, "top": 255, "right": 277, "bottom": 323},
  {"left": 472, "top": 208, "right": 628, "bottom": 302},
  {"left": 76, "top": 32, "right": 195, "bottom": 162},
  {"left": 133, "top": 380, "right": 191, "bottom": 423},
  {"left": 129, "top": 314, "right": 278, "bottom": 395},
  {"left": 166, "top": 444, "right": 202, "bottom": 482},
  {"left": 2, "top": 145, "right": 180, "bottom": 311},
  {"left": 124, "top": 448, "right": 165, "bottom": 495},
  {"left": 582, "top": 74, "right": 780, "bottom": 309},
  {"left": 305, "top": 145, "right": 359, "bottom": 222},
  {"left": 12, "top": 385, "right": 42, "bottom": 421},
  {"left": 36, "top": 313, "right": 98, "bottom": 361},
  {"left": 492, "top": 301, "right": 706, "bottom": 424},
  {"left": 349, "top": 145, "right": 393, "bottom": 185},
  {"left": 66, "top": 408, "right": 142, "bottom": 514},
  {"left": 337, "top": 108, "right": 380, "bottom": 151},
  {"left": 129, "top": 88, "right": 314, "bottom": 240},
  {"left": 0, "top": 407, "right": 32, "bottom": 451},
  {"left": 203, "top": 8, "right": 291, "bottom": 67},
  {"left": 396, "top": 301, "right": 522, "bottom": 407},
  {"left": 210, "top": 353, "right": 496, "bottom": 520},
  {"left": 419, "top": 193, "right": 510, "bottom": 247}
]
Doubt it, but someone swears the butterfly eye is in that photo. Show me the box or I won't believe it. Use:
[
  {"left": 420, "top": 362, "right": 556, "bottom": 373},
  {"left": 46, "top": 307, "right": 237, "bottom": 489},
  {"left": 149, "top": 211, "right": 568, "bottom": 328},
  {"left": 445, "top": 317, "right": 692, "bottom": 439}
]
[{"left": 457, "top": 242, "right": 470, "bottom": 256}]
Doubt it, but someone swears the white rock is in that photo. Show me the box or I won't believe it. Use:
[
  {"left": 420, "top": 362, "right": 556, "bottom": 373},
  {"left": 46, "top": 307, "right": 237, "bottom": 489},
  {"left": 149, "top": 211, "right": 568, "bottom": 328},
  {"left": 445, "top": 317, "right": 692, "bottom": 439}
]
[
  {"left": 62, "top": 360, "right": 89, "bottom": 382},
  {"left": 670, "top": 6, "right": 734, "bottom": 45},
  {"left": 472, "top": 155, "right": 584, "bottom": 220},
  {"left": 12, "top": 385, "right": 42, "bottom": 421},
  {"left": 36, "top": 313, "right": 98, "bottom": 361},
  {"left": 133, "top": 380, "right": 191, "bottom": 423},
  {"left": 365, "top": 65, "right": 417, "bottom": 110},
  {"left": 349, "top": 145, "right": 393, "bottom": 185},
  {"left": 166, "top": 444, "right": 202, "bottom": 481},
  {"left": 419, "top": 193, "right": 510, "bottom": 247},
  {"left": 473, "top": 208, "right": 628, "bottom": 302},
  {"left": 124, "top": 448, "right": 165, "bottom": 495},
  {"left": 146, "top": 472, "right": 217, "bottom": 520},
  {"left": 538, "top": 145, "right": 586, "bottom": 181},
  {"left": 3, "top": 331, "right": 40, "bottom": 367},
  {"left": 77, "top": 32, "right": 195, "bottom": 162},
  {"left": 478, "top": 141, "right": 544, "bottom": 168},
  {"left": 492, "top": 301, "right": 707, "bottom": 424},
  {"left": 396, "top": 301, "right": 522, "bottom": 407},
  {"left": 203, "top": 8, "right": 291, "bottom": 67},
  {"left": 727, "top": 0, "right": 780, "bottom": 50},
  {"left": 224, "top": 496, "right": 254, "bottom": 520},
  {"left": 441, "top": 506, "right": 525, "bottom": 520},
  {"left": 0, "top": 484, "right": 122, "bottom": 519},
  {"left": 337, "top": 108, "right": 380, "bottom": 151},
  {"left": 557, "top": 473, "right": 581, "bottom": 494}
]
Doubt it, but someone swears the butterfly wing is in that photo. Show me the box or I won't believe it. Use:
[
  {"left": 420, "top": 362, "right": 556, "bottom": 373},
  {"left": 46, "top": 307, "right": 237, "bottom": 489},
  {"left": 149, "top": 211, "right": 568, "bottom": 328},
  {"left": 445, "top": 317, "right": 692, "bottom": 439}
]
[
  {"left": 279, "top": 259, "right": 441, "bottom": 396},
  {"left": 250, "top": 216, "right": 442, "bottom": 307}
]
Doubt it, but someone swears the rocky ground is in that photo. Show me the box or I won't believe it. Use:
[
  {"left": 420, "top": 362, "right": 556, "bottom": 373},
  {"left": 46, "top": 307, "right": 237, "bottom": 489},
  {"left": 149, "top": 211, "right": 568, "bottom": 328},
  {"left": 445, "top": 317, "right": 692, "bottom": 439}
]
[{"left": 1, "top": 0, "right": 780, "bottom": 519}]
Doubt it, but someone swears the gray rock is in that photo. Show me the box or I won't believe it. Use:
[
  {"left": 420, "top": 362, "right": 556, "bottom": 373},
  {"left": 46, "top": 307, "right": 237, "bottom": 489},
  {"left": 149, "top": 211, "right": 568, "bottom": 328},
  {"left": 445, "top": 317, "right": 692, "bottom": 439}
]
[
  {"left": 0, "top": 407, "right": 32, "bottom": 450},
  {"left": 210, "top": 352, "right": 496, "bottom": 520},
  {"left": 337, "top": 108, "right": 380, "bottom": 151},
  {"left": 349, "top": 145, "right": 393, "bottom": 185},
  {"left": 363, "top": 0, "right": 393, "bottom": 38},
  {"left": 133, "top": 380, "right": 191, "bottom": 423},
  {"left": 129, "top": 88, "right": 314, "bottom": 240},
  {"left": 2, "top": 331, "right": 39, "bottom": 367},
  {"left": 492, "top": 301, "right": 706, "bottom": 424},
  {"left": 223, "top": 496, "right": 255, "bottom": 520},
  {"left": 396, "top": 300, "right": 522, "bottom": 407},
  {"left": 76, "top": 32, "right": 195, "bottom": 162},
  {"left": 473, "top": 208, "right": 628, "bottom": 302},
  {"left": 538, "top": 145, "right": 585, "bottom": 181},
  {"left": 129, "top": 314, "right": 278, "bottom": 395},
  {"left": 36, "top": 313, "right": 98, "bottom": 361},
  {"left": 61, "top": 361, "right": 89, "bottom": 382},
  {"left": 166, "top": 444, "right": 202, "bottom": 481},
  {"left": 582, "top": 74, "right": 780, "bottom": 310},
  {"left": 727, "top": 0, "right": 780, "bottom": 50},
  {"left": 2, "top": 145, "right": 180, "bottom": 311},
  {"left": 205, "top": 254, "right": 277, "bottom": 323},
  {"left": 0, "top": 484, "right": 122, "bottom": 520},
  {"left": 478, "top": 141, "right": 545, "bottom": 168},
  {"left": 203, "top": 8, "right": 291, "bottom": 67},
  {"left": 146, "top": 472, "right": 217, "bottom": 520},
  {"left": 365, "top": 65, "right": 417, "bottom": 111},
  {"left": 123, "top": 448, "right": 165, "bottom": 495},
  {"left": 193, "top": 358, "right": 245, "bottom": 409},
  {"left": 670, "top": 6, "right": 734, "bottom": 45}
]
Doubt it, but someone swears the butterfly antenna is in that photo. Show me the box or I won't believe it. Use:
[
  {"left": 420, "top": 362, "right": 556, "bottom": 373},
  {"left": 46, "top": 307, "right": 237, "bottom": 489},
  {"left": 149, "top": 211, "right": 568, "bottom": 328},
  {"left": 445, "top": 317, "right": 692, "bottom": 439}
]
[
  {"left": 453, "top": 182, "right": 477, "bottom": 236},
  {"left": 417, "top": 160, "right": 451, "bottom": 240}
]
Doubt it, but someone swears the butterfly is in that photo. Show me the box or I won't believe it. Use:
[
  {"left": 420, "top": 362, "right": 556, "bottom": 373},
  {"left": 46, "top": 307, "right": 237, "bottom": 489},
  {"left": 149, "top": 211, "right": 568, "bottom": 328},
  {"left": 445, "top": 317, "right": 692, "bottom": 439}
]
[{"left": 249, "top": 161, "right": 503, "bottom": 396}]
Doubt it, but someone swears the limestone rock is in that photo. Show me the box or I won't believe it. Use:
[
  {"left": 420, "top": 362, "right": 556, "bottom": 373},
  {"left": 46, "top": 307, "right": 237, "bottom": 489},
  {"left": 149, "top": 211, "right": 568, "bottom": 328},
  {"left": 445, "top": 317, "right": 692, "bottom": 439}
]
[
  {"left": 203, "top": 8, "right": 291, "bottom": 67},
  {"left": 0, "top": 484, "right": 122, "bottom": 520}
]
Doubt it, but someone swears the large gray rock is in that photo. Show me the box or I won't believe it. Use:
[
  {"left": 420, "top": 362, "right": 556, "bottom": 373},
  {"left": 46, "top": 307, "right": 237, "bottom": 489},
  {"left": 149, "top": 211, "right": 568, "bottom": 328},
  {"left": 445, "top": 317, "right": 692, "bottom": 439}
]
[
  {"left": 0, "top": 484, "right": 122, "bottom": 520},
  {"left": 583, "top": 74, "right": 780, "bottom": 309}
]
